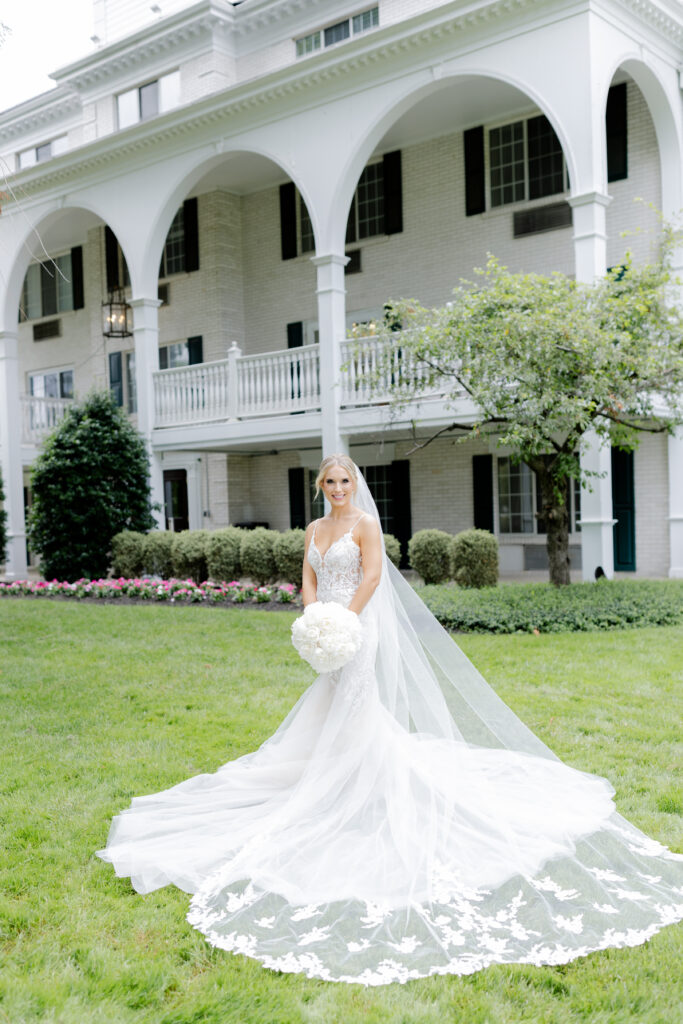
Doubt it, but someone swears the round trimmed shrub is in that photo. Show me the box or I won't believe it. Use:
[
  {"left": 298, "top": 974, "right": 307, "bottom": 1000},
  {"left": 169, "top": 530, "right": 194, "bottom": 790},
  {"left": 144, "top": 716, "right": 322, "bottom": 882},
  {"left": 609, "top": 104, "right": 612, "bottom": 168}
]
[
  {"left": 142, "top": 531, "right": 175, "bottom": 579},
  {"left": 273, "top": 529, "right": 306, "bottom": 587},
  {"left": 408, "top": 529, "right": 453, "bottom": 585},
  {"left": 383, "top": 533, "right": 401, "bottom": 568},
  {"left": 171, "top": 530, "right": 210, "bottom": 582},
  {"left": 111, "top": 531, "right": 147, "bottom": 578},
  {"left": 207, "top": 527, "right": 244, "bottom": 583},
  {"left": 240, "top": 527, "right": 278, "bottom": 585},
  {"left": 450, "top": 528, "right": 499, "bottom": 589}
]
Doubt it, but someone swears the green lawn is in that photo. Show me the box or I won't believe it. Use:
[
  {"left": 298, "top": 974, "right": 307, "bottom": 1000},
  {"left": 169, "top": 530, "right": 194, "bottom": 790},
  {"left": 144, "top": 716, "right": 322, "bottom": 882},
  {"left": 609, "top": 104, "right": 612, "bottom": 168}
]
[{"left": 1, "top": 599, "right": 682, "bottom": 1024}]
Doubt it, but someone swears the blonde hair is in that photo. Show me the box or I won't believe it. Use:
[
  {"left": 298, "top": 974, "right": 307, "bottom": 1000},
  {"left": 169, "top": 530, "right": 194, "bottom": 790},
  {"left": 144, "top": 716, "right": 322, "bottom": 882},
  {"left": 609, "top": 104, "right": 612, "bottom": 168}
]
[{"left": 314, "top": 454, "right": 358, "bottom": 499}]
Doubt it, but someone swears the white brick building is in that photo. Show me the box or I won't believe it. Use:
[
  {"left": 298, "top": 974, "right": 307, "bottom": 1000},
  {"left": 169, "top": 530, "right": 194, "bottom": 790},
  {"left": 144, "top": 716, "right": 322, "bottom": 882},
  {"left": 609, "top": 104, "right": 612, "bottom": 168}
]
[{"left": 1, "top": 0, "right": 682, "bottom": 580}]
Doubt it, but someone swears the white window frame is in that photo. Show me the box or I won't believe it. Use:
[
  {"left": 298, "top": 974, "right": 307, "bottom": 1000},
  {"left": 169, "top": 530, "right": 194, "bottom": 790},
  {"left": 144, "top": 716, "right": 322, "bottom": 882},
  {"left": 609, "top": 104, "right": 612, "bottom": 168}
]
[
  {"left": 18, "top": 135, "right": 68, "bottom": 170},
  {"left": 117, "top": 69, "right": 181, "bottom": 130},
  {"left": 20, "top": 252, "right": 75, "bottom": 322},
  {"left": 497, "top": 455, "right": 581, "bottom": 536},
  {"left": 295, "top": 6, "right": 379, "bottom": 59},
  {"left": 487, "top": 114, "right": 569, "bottom": 210},
  {"left": 29, "top": 366, "right": 74, "bottom": 400}
]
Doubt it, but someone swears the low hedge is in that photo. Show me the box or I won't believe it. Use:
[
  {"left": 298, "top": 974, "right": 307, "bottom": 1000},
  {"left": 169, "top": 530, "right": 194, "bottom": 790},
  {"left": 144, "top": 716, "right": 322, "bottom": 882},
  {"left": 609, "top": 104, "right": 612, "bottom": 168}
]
[
  {"left": 111, "top": 531, "right": 146, "bottom": 578},
  {"left": 142, "top": 531, "right": 174, "bottom": 579},
  {"left": 273, "top": 529, "right": 306, "bottom": 589},
  {"left": 421, "top": 579, "right": 683, "bottom": 634},
  {"left": 450, "top": 529, "right": 498, "bottom": 588},
  {"left": 240, "top": 527, "right": 278, "bottom": 585},
  {"left": 171, "top": 530, "right": 210, "bottom": 583},
  {"left": 408, "top": 529, "right": 452, "bottom": 584},
  {"left": 207, "top": 527, "right": 244, "bottom": 583}
]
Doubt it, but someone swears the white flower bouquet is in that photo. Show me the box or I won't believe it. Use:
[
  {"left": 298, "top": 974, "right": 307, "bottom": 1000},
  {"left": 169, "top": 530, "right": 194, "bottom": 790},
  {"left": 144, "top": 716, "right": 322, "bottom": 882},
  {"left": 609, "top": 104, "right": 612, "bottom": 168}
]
[{"left": 291, "top": 601, "right": 364, "bottom": 673}]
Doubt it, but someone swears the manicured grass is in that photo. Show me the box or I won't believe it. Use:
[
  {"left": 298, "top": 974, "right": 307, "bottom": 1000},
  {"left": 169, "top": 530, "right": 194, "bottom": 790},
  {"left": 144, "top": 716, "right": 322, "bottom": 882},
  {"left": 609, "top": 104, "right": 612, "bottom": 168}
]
[{"left": 1, "top": 600, "right": 682, "bottom": 1024}]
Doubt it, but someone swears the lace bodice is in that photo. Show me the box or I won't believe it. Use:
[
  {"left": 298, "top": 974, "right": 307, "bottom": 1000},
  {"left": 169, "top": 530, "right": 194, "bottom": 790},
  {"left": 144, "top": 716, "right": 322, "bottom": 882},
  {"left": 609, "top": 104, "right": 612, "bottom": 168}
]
[{"left": 307, "top": 518, "right": 364, "bottom": 607}]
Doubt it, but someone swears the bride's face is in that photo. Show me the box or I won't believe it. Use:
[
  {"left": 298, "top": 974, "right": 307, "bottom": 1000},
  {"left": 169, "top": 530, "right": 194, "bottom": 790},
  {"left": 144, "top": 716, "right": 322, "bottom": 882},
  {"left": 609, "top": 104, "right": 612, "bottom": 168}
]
[{"left": 321, "top": 465, "right": 355, "bottom": 510}]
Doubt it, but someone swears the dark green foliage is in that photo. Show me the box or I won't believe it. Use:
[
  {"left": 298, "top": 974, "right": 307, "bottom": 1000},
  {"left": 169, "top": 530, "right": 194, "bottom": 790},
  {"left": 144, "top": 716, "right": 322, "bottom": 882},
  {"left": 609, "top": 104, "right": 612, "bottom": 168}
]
[
  {"left": 206, "top": 527, "right": 244, "bottom": 583},
  {"left": 142, "top": 531, "right": 175, "bottom": 578},
  {"left": 0, "top": 468, "right": 7, "bottom": 565},
  {"left": 240, "top": 527, "right": 278, "bottom": 584},
  {"left": 28, "top": 391, "right": 155, "bottom": 581},
  {"left": 421, "top": 579, "right": 683, "bottom": 634},
  {"left": 273, "top": 529, "right": 306, "bottom": 588},
  {"left": 111, "top": 531, "right": 146, "bottom": 578},
  {"left": 450, "top": 529, "right": 498, "bottom": 588},
  {"left": 408, "top": 529, "right": 453, "bottom": 584},
  {"left": 171, "top": 530, "right": 209, "bottom": 582},
  {"left": 383, "top": 533, "right": 401, "bottom": 568}
]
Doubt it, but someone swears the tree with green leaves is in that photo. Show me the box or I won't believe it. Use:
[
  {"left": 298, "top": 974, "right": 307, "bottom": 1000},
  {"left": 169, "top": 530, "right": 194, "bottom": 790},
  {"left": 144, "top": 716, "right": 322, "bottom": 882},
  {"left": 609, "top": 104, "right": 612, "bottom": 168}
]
[
  {"left": 368, "top": 244, "right": 683, "bottom": 585},
  {"left": 29, "top": 391, "right": 156, "bottom": 581}
]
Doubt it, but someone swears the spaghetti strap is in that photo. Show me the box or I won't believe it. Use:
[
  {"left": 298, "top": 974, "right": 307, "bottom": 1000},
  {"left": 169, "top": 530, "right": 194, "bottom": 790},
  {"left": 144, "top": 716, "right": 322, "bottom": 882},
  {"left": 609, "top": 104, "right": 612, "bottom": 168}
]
[{"left": 348, "top": 512, "right": 367, "bottom": 534}]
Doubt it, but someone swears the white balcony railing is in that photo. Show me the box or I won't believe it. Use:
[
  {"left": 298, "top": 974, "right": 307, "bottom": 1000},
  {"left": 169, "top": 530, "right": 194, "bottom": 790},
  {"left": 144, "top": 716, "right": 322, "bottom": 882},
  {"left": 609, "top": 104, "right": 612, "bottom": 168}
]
[
  {"left": 21, "top": 395, "right": 73, "bottom": 443},
  {"left": 339, "top": 336, "right": 433, "bottom": 405}
]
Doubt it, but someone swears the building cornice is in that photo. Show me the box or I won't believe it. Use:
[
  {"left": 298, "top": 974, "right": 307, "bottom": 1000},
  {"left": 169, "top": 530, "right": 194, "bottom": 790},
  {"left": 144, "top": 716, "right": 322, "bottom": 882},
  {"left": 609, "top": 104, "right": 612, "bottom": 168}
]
[
  {"left": 50, "top": 0, "right": 235, "bottom": 93},
  {"left": 3, "top": 0, "right": 681, "bottom": 200},
  {"left": 0, "top": 89, "right": 82, "bottom": 143}
]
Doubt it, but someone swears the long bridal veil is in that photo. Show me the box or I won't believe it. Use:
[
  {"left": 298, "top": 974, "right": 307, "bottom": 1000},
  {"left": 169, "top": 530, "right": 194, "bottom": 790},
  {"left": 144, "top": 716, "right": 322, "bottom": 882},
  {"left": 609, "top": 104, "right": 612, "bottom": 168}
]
[{"left": 101, "top": 464, "right": 683, "bottom": 985}]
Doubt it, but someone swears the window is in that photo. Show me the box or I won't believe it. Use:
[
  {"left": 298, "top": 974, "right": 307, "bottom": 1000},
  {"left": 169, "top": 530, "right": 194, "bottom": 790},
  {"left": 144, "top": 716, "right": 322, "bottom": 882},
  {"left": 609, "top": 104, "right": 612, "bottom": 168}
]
[
  {"left": 299, "top": 199, "right": 315, "bottom": 254},
  {"left": 498, "top": 456, "right": 581, "bottom": 534},
  {"left": 18, "top": 135, "right": 68, "bottom": 170},
  {"left": 498, "top": 458, "right": 535, "bottom": 534},
  {"left": 160, "top": 208, "right": 186, "bottom": 277},
  {"left": 29, "top": 368, "right": 74, "bottom": 399},
  {"left": 347, "top": 162, "right": 384, "bottom": 242},
  {"left": 159, "top": 337, "right": 203, "bottom": 369},
  {"left": 117, "top": 70, "right": 181, "bottom": 129},
  {"left": 108, "top": 351, "right": 137, "bottom": 413},
  {"left": 20, "top": 251, "right": 82, "bottom": 321},
  {"left": 295, "top": 7, "right": 378, "bottom": 57},
  {"left": 489, "top": 115, "right": 567, "bottom": 208}
]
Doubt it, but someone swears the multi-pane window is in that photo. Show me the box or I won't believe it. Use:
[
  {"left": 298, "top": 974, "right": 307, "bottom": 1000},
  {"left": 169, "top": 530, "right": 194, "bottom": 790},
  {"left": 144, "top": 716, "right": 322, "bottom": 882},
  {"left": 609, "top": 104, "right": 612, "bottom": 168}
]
[
  {"left": 117, "top": 70, "right": 180, "bottom": 129},
  {"left": 489, "top": 115, "right": 566, "bottom": 208},
  {"left": 498, "top": 456, "right": 581, "bottom": 534},
  {"left": 159, "top": 337, "right": 203, "bottom": 369},
  {"left": 362, "top": 465, "right": 392, "bottom": 533},
  {"left": 354, "top": 162, "right": 384, "bottom": 240},
  {"left": 126, "top": 352, "right": 137, "bottom": 414},
  {"left": 160, "top": 208, "right": 185, "bottom": 277},
  {"left": 498, "top": 458, "right": 535, "bottom": 534},
  {"left": 29, "top": 368, "right": 74, "bottom": 399},
  {"left": 295, "top": 7, "right": 378, "bottom": 58},
  {"left": 20, "top": 254, "right": 74, "bottom": 321},
  {"left": 108, "top": 351, "right": 137, "bottom": 413},
  {"left": 18, "top": 135, "right": 68, "bottom": 170},
  {"left": 299, "top": 199, "right": 315, "bottom": 254}
]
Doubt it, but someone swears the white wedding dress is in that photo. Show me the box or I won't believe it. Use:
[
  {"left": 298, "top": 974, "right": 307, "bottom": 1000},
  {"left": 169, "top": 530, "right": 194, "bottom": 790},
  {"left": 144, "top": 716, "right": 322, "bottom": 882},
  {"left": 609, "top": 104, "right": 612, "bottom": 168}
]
[{"left": 98, "top": 488, "right": 683, "bottom": 985}]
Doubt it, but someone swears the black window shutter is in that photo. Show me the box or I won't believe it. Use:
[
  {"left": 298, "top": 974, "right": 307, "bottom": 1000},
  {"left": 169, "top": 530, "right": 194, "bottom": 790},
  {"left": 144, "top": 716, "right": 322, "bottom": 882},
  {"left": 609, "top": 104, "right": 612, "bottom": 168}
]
[
  {"left": 279, "top": 182, "right": 298, "bottom": 260},
  {"left": 464, "top": 126, "right": 486, "bottom": 216},
  {"left": 345, "top": 195, "right": 357, "bottom": 245},
  {"left": 383, "top": 150, "right": 403, "bottom": 235},
  {"left": 104, "top": 226, "right": 120, "bottom": 292},
  {"left": 70, "top": 246, "right": 84, "bottom": 310},
  {"left": 108, "top": 351, "right": 123, "bottom": 407},
  {"left": 606, "top": 83, "right": 627, "bottom": 183},
  {"left": 389, "top": 459, "right": 412, "bottom": 568},
  {"left": 183, "top": 198, "right": 200, "bottom": 272},
  {"left": 287, "top": 321, "right": 304, "bottom": 348},
  {"left": 288, "top": 467, "right": 306, "bottom": 529},
  {"left": 40, "top": 262, "right": 57, "bottom": 317},
  {"left": 187, "top": 335, "right": 203, "bottom": 364},
  {"left": 472, "top": 454, "right": 494, "bottom": 532},
  {"left": 159, "top": 346, "right": 168, "bottom": 370}
]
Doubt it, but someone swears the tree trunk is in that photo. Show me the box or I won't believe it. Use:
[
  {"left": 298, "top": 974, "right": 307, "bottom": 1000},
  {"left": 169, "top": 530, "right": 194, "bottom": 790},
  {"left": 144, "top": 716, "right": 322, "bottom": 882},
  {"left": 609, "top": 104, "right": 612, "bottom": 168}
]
[{"left": 538, "top": 469, "right": 571, "bottom": 586}]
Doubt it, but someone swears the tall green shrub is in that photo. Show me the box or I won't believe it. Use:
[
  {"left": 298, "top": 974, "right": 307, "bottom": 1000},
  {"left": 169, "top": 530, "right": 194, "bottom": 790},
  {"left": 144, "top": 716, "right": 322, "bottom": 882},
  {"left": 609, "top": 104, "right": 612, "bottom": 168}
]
[
  {"left": 408, "top": 529, "right": 452, "bottom": 585},
  {"left": 450, "top": 529, "right": 499, "bottom": 588},
  {"left": 273, "top": 529, "right": 306, "bottom": 587},
  {"left": 0, "top": 468, "right": 7, "bottom": 566},
  {"left": 207, "top": 527, "right": 244, "bottom": 582},
  {"left": 29, "top": 392, "right": 155, "bottom": 581},
  {"left": 111, "top": 531, "right": 147, "bottom": 578},
  {"left": 240, "top": 527, "right": 278, "bottom": 584},
  {"left": 171, "top": 530, "right": 209, "bottom": 582},
  {"left": 383, "top": 533, "right": 401, "bottom": 568},
  {"left": 143, "top": 531, "right": 175, "bottom": 579}
]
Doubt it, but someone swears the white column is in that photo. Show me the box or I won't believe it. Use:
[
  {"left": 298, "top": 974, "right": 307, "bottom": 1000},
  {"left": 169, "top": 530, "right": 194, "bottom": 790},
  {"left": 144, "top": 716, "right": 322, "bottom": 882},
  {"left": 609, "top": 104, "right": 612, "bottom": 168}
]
[
  {"left": 570, "top": 191, "right": 615, "bottom": 580},
  {"left": 579, "top": 431, "right": 616, "bottom": 580},
  {"left": 568, "top": 191, "right": 612, "bottom": 284},
  {"left": 311, "top": 253, "right": 348, "bottom": 456},
  {"left": 668, "top": 429, "right": 683, "bottom": 578},
  {"left": 0, "top": 332, "right": 28, "bottom": 579},
  {"left": 130, "top": 297, "right": 165, "bottom": 528}
]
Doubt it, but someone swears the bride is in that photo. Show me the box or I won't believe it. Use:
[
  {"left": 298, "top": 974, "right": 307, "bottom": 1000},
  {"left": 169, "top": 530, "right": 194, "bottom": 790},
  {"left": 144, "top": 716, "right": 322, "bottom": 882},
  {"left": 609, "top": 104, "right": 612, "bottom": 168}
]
[{"left": 97, "top": 455, "right": 683, "bottom": 985}]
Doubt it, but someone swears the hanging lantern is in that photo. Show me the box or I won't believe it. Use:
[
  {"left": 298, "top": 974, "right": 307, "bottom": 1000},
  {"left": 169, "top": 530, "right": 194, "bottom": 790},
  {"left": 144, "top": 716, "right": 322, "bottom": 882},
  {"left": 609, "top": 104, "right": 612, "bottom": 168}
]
[{"left": 102, "top": 288, "right": 132, "bottom": 337}]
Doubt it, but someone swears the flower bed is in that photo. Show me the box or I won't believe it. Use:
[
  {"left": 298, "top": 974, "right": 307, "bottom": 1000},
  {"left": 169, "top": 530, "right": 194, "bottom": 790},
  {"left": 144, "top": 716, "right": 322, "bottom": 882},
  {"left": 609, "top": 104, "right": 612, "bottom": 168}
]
[{"left": 0, "top": 577, "right": 300, "bottom": 607}]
